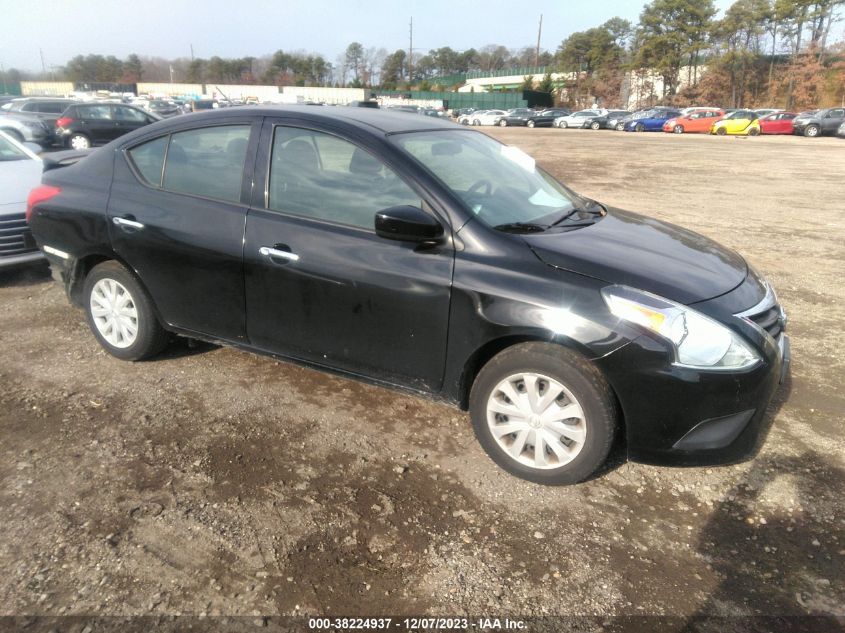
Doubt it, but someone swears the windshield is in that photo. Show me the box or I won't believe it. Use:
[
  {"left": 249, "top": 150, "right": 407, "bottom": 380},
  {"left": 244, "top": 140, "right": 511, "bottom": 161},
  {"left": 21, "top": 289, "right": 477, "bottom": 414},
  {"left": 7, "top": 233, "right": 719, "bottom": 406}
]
[
  {"left": 393, "top": 130, "right": 581, "bottom": 228},
  {"left": 0, "top": 134, "right": 31, "bottom": 161}
]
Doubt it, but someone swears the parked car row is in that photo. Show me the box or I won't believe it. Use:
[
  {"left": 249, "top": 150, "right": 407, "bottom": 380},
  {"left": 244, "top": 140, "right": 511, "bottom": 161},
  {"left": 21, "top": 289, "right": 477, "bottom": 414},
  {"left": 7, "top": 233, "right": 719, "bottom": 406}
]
[{"left": 455, "top": 104, "right": 845, "bottom": 139}]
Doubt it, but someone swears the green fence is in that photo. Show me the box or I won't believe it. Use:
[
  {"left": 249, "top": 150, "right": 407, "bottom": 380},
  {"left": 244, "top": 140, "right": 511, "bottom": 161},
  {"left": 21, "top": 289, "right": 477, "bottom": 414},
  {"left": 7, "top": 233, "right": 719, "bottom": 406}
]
[
  {"left": 378, "top": 90, "right": 528, "bottom": 110},
  {"left": 0, "top": 81, "right": 22, "bottom": 96}
]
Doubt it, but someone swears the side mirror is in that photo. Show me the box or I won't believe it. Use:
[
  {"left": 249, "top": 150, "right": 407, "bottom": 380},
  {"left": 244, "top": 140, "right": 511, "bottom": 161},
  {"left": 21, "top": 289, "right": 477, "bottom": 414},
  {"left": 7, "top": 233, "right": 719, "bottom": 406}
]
[{"left": 375, "top": 205, "right": 444, "bottom": 243}]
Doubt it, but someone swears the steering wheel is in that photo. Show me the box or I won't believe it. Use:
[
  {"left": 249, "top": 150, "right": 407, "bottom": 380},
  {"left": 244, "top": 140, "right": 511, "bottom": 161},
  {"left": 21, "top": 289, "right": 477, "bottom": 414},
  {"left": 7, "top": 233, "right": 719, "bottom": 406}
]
[{"left": 467, "top": 179, "right": 493, "bottom": 196}]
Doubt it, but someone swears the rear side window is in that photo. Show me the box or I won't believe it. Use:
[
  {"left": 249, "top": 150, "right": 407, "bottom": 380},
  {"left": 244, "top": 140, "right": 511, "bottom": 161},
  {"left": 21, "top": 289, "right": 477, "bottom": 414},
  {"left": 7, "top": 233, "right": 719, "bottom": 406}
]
[
  {"left": 37, "top": 102, "right": 68, "bottom": 114},
  {"left": 127, "top": 136, "right": 168, "bottom": 186},
  {"left": 162, "top": 125, "right": 250, "bottom": 203}
]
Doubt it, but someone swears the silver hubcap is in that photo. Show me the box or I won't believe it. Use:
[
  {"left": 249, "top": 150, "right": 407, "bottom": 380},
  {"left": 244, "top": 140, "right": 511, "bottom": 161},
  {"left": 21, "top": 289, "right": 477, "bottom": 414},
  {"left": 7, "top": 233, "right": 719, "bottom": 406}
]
[
  {"left": 486, "top": 372, "right": 587, "bottom": 470},
  {"left": 71, "top": 135, "right": 89, "bottom": 150},
  {"left": 90, "top": 278, "right": 139, "bottom": 348}
]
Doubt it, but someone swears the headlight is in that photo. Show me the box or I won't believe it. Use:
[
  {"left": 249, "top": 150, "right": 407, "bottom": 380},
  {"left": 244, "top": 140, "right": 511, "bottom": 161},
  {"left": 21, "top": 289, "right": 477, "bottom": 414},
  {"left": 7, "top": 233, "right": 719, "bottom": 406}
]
[{"left": 602, "top": 285, "right": 761, "bottom": 370}]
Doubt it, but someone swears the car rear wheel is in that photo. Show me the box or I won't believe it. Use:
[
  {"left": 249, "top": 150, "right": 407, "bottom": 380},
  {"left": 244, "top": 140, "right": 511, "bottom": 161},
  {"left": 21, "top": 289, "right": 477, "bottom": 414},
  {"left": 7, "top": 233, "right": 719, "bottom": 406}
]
[
  {"left": 527, "top": 120, "right": 535, "bottom": 128},
  {"left": 673, "top": 125, "right": 684, "bottom": 134},
  {"left": 69, "top": 133, "right": 91, "bottom": 150},
  {"left": 615, "top": 123, "right": 625, "bottom": 131},
  {"left": 559, "top": 121, "right": 568, "bottom": 129},
  {"left": 590, "top": 121, "right": 601, "bottom": 130},
  {"left": 84, "top": 261, "right": 169, "bottom": 361},
  {"left": 499, "top": 119, "right": 508, "bottom": 127},
  {"left": 716, "top": 127, "right": 727, "bottom": 136},
  {"left": 469, "top": 343, "right": 617, "bottom": 485},
  {"left": 804, "top": 124, "right": 820, "bottom": 137},
  {"left": 635, "top": 123, "right": 645, "bottom": 132},
  {"left": 748, "top": 127, "right": 760, "bottom": 136}
]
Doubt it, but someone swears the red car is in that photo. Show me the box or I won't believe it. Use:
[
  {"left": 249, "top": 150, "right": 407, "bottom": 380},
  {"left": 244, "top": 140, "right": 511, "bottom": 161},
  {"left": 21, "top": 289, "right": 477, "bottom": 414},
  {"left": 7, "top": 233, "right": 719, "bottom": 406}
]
[{"left": 758, "top": 112, "right": 797, "bottom": 135}]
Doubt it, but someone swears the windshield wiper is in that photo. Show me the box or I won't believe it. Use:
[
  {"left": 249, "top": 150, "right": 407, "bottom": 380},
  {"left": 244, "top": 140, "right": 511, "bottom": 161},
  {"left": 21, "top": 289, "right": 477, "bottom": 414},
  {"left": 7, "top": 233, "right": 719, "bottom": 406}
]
[
  {"left": 549, "top": 201, "right": 606, "bottom": 227},
  {"left": 494, "top": 222, "right": 550, "bottom": 233}
]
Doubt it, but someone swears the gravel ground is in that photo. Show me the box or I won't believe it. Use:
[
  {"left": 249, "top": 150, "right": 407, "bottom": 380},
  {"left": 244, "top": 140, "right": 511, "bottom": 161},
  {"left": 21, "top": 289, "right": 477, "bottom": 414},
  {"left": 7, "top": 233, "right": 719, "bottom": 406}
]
[{"left": 1, "top": 128, "right": 843, "bottom": 628}]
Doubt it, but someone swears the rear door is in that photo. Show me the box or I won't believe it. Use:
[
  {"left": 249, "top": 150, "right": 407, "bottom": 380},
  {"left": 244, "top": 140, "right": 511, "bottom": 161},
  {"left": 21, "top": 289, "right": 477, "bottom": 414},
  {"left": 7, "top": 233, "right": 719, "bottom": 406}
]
[
  {"left": 243, "top": 118, "right": 454, "bottom": 390},
  {"left": 108, "top": 119, "right": 260, "bottom": 340},
  {"left": 77, "top": 105, "right": 120, "bottom": 144}
]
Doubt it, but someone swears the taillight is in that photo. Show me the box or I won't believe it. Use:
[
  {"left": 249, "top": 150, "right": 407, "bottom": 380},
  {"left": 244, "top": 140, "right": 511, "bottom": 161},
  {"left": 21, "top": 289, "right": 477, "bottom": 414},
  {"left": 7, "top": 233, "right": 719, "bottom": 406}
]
[
  {"left": 56, "top": 117, "right": 74, "bottom": 128},
  {"left": 26, "top": 185, "right": 61, "bottom": 223}
]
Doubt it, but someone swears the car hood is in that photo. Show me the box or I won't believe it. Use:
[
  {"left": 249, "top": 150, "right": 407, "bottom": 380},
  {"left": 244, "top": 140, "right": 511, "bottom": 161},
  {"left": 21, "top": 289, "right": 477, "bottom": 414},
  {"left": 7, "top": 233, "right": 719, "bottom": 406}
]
[
  {"left": 0, "top": 159, "right": 43, "bottom": 207},
  {"left": 522, "top": 207, "right": 747, "bottom": 305}
]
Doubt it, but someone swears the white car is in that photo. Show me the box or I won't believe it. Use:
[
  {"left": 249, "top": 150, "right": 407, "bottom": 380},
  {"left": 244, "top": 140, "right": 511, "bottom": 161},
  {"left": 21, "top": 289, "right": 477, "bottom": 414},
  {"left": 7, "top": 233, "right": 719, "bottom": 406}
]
[
  {"left": 0, "top": 130, "right": 45, "bottom": 268},
  {"left": 554, "top": 109, "right": 607, "bottom": 128},
  {"left": 471, "top": 110, "right": 507, "bottom": 126}
]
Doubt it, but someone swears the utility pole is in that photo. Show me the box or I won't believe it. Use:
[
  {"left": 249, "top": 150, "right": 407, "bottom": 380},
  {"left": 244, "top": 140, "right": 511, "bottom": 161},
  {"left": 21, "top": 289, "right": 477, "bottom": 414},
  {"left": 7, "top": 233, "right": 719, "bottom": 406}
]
[
  {"left": 408, "top": 16, "right": 413, "bottom": 85},
  {"left": 39, "top": 48, "right": 46, "bottom": 74},
  {"left": 190, "top": 44, "right": 195, "bottom": 62},
  {"left": 535, "top": 14, "right": 543, "bottom": 68}
]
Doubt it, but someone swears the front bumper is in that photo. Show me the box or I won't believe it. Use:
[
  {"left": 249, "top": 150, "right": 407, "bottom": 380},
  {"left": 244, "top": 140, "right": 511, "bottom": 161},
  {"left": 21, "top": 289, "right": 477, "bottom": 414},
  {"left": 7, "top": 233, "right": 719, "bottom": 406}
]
[{"left": 595, "top": 284, "right": 790, "bottom": 466}]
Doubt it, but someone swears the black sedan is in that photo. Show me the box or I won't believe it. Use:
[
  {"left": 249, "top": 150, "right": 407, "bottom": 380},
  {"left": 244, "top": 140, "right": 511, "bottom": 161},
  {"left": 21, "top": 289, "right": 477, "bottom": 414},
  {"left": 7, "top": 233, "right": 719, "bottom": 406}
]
[
  {"left": 585, "top": 110, "right": 630, "bottom": 130},
  {"left": 497, "top": 108, "right": 538, "bottom": 127},
  {"left": 27, "top": 106, "right": 789, "bottom": 485},
  {"left": 525, "top": 108, "right": 571, "bottom": 128}
]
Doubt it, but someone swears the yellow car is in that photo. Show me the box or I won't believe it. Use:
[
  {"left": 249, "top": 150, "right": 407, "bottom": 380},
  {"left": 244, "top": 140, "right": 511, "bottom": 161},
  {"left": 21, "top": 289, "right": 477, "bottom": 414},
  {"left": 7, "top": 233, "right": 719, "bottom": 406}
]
[{"left": 710, "top": 110, "right": 761, "bottom": 136}]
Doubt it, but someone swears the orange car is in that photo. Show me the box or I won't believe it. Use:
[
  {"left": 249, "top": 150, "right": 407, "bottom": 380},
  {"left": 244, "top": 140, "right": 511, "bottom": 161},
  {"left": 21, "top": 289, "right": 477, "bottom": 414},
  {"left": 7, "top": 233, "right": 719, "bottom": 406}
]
[{"left": 662, "top": 109, "right": 725, "bottom": 134}]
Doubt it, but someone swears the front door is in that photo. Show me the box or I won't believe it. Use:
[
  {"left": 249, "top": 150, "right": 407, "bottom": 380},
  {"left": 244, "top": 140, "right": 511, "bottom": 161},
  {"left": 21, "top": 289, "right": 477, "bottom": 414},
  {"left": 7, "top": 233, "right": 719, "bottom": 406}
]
[
  {"left": 243, "top": 120, "right": 454, "bottom": 391},
  {"left": 108, "top": 121, "right": 259, "bottom": 341}
]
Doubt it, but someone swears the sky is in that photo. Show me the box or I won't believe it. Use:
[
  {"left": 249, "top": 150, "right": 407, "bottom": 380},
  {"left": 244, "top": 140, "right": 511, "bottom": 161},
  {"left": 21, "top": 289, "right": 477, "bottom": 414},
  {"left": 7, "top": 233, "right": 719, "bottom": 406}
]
[{"left": 3, "top": 0, "right": 737, "bottom": 73}]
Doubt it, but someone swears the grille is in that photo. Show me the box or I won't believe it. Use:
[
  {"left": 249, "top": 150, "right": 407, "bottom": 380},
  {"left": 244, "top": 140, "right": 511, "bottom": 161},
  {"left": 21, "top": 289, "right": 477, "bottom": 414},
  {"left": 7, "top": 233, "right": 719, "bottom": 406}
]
[
  {"left": 736, "top": 283, "right": 785, "bottom": 341},
  {"left": 0, "top": 213, "right": 38, "bottom": 257},
  {"left": 746, "top": 304, "right": 784, "bottom": 340}
]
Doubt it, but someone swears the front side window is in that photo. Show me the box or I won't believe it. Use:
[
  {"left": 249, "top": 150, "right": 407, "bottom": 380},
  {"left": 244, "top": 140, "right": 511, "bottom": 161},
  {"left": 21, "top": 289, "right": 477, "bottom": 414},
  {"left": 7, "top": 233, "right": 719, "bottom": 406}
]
[
  {"left": 163, "top": 125, "right": 251, "bottom": 203},
  {"left": 394, "top": 130, "right": 580, "bottom": 229},
  {"left": 127, "top": 136, "right": 168, "bottom": 186},
  {"left": 268, "top": 127, "right": 421, "bottom": 230}
]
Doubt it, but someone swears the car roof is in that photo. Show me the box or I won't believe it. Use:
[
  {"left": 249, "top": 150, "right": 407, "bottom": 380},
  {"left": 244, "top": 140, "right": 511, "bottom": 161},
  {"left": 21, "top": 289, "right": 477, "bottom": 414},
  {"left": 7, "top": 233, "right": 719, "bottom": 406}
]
[{"left": 116, "top": 105, "right": 461, "bottom": 144}]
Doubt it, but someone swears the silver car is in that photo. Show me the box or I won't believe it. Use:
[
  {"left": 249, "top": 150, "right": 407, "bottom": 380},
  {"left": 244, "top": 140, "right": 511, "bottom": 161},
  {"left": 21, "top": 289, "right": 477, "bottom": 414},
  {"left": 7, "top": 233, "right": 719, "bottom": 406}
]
[{"left": 0, "top": 130, "right": 45, "bottom": 268}]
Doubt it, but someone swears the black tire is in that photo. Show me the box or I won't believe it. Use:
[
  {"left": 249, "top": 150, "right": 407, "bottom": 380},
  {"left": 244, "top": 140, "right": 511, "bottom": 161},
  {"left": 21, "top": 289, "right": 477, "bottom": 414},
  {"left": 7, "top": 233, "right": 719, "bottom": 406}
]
[
  {"left": 83, "top": 261, "right": 169, "bottom": 361},
  {"left": 526, "top": 120, "right": 535, "bottom": 128},
  {"left": 615, "top": 123, "right": 625, "bottom": 131},
  {"left": 68, "top": 133, "right": 91, "bottom": 150},
  {"left": 748, "top": 127, "right": 760, "bottom": 136},
  {"left": 716, "top": 127, "right": 727, "bottom": 136},
  {"left": 635, "top": 122, "right": 645, "bottom": 132},
  {"left": 590, "top": 121, "right": 601, "bottom": 130},
  {"left": 673, "top": 124, "right": 684, "bottom": 134},
  {"left": 559, "top": 121, "right": 568, "bottom": 129},
  {"left": 472, "top": 119, "right": 480, "bottom": 126},
  {"left": 469, "top": 342, "right": 617, "bottom": 485},
  {"left": 499, "top": 119, "right": 508, "bottom": 127},
  {"left": 804, "top": 124, "right": 820, "bottom": 137}
]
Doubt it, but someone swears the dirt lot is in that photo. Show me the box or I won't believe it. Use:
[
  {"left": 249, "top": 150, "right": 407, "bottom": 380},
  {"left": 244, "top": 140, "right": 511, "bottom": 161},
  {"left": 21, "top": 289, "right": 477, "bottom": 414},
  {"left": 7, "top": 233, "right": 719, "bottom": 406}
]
[{"left": 1, "top": 129, "right": 843, "bottom": 628}]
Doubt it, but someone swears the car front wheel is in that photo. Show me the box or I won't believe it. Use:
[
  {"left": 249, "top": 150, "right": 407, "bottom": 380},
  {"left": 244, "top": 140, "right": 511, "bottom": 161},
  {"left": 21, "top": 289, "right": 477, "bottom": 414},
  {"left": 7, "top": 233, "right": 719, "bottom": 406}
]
[
  {"left": 716, "top": 127, "right": 727, "bottom": 136},
  {"left": 590, "top": 121, "right": 601, "bottom": 130},
  {"left": 527, "top": 120, "right": 535, "bottom": 128},
  {"left": 559, "top": 121, "right": 568, "bottom": 129},
  {"left": 673, "top": 125, "right": 684, "bottom": 134},
  {"left": 84, "top": 261, "right": 169, "bottom": 361},
  {"left": 804, "top": 124, "right": 820, "bottom": 137},
  {"left": 469, "top": 343, "right": 617, "bottom": 485},
  {"left": 499, "top": 119, "right": 508, "bottom": 127}
]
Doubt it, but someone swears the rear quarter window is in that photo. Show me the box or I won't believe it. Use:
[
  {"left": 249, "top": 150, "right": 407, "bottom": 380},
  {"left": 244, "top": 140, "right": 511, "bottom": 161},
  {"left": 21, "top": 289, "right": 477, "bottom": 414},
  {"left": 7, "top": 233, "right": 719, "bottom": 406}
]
[{"left": 127, "top": 136, "right": 168, "bottom": 187}]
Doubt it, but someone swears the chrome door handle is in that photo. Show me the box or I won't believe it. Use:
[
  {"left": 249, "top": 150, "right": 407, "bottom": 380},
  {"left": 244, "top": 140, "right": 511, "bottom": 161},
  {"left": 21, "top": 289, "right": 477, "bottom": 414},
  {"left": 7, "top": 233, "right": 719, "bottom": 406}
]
[
  {"left": 259, "top": 246, "right": 300, "bottom": 262},
  {"left": 112, "top": 217, "right": 145, "bottom": 229}
]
